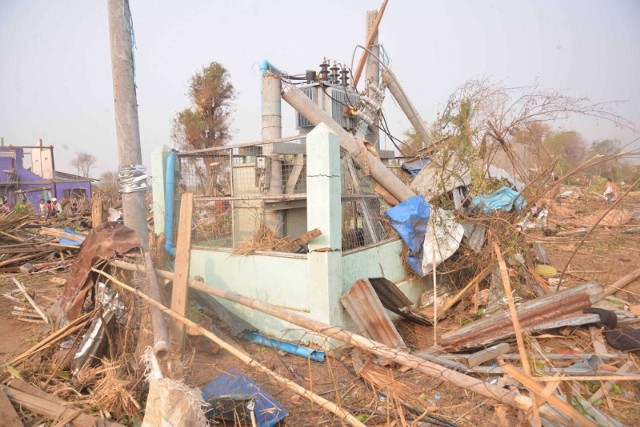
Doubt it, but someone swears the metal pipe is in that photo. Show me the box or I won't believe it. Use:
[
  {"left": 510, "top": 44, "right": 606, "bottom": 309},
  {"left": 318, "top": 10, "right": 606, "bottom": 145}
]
[
  {"left": 381, "top": 68, "right": 432, "bottom": 148},
  {"left": 282, "top": 84, "right": 415, "bottom": 202},
  {"left": 164, "top": 151, "right": 176, "bottom": 256},
  {"left": 259, "top": 59, "right": 282, "bottom": 75}
]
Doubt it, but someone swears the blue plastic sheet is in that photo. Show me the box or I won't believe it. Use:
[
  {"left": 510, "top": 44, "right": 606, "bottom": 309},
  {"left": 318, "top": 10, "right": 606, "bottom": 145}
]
[
  {"left": 59, "top": 227, "right": 85, "bottom": 246},
  {"left": 202, "top": 369, "right": 288, "bottom": 427},
  {"left": 242, "top": 331, "right": 325, "bottom": 362},
  {"left": 386, "top": 196, "right": 431, "bottom": 276},
  {"left": 469, "top": 186, "right": 526, "bottom": 214},
  {"left": 401, "top": 158, "right": 430, "bottom": 177}
]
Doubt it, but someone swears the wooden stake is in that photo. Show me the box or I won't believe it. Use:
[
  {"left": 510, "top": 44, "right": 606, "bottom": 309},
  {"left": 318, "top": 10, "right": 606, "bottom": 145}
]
[
  {"left": 170, "top": 192, "right": 193, "bottom": 348},
  {"left": 92, "top": 268, "right": 365, "bottom": 427}
]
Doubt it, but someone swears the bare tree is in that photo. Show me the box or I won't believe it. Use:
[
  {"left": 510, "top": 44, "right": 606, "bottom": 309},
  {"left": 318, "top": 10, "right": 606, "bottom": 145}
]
[
  {"left": 99, "top": 170, "right": 119, "bottom": 199},
  {"left": 71, "top": 152, "right": 97, "bottom": 178}
]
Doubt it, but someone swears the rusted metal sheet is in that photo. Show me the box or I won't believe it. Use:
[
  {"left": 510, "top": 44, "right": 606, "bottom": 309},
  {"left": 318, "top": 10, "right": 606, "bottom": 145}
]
[
  {"left": 441, "top": 281, "right": 603, "bottom": 351},
  {"left": 341, "top": 279, "right": 406, "bottom": 350},
  {"left": 368, "top": 277, "right": 432, "bottom": 326},
  {"left": 50, "top": 222, "right": 140, "bottom": 326}
]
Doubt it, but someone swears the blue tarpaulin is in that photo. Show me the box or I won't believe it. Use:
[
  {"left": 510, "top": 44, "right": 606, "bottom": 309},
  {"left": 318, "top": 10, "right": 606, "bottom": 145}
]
[
  {"left": 386, "top": 196, "right": 431, "bottom": 275},
  {"left": 59, "top": 227, "right": 85, "bottom": 246},
  {"left": 202, "top": 369, "right": 288, "bottom": 427},
  {"left": 469, "top": 186, "right": 526, "bottom": 214},
  {"left": 401, "top": 158, "right": 430, "bottom": 177}
]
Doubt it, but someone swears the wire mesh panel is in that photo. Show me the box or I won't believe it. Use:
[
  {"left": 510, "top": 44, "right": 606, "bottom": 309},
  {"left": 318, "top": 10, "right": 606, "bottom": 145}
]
[
  {"left": 341, "top": 149, "right": 394, "bottom": 251},
  {"left": 176, "top": 138, "right": 307, "bottom": 249}
]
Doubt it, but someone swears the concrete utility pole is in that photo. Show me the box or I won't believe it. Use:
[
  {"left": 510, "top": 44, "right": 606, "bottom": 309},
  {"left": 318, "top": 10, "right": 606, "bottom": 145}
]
[
  {"left": 107, "top": 0, "right": 148, "bottom": 248},
  {"left": 364, "top": 9, "right": 380, "bottom": 148},
  {"left": 261, "top": 72, "right": 284, "bottom": 236}
]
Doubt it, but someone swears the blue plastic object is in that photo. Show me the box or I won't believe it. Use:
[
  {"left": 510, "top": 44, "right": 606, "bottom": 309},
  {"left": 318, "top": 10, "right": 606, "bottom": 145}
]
[
  {"left": 386, "top": 196, "right": 431, "bottom": 275},
  {"left": 59, "top": 227, "right": 85, "bottom": 246},
  {"left": 401, "top": 158, "right": 430, "bottom": 177},
  {"left": 242, "top": 331, "right": 325, "bottom": 363},
  {"left": 202, "top": 369, "right": 288, "bottom": 427},
  {"left": 469, "top": 186, "right": 526, "bottom": 214},
  {"left": 164, "top": 151, "right": 176, "bottom": 256},
  {"left": 259, "top": 59, "right": 281, "bottom": 75}
]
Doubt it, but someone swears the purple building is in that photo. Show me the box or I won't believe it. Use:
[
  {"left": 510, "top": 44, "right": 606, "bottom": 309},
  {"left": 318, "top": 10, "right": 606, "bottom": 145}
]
[{"left": 0, "top": 144, "right": 94, "bottom": 207}]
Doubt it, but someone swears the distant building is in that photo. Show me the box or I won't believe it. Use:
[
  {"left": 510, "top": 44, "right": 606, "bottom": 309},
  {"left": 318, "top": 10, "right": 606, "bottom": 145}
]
[{"left": 0, "top": 143, "right": 95, "bottom": 206}]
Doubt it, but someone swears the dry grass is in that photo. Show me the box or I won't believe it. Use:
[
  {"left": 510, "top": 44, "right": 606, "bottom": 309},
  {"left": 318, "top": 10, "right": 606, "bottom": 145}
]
[{"left": 231, "top": 223, "right": 290, "bottom": 255}]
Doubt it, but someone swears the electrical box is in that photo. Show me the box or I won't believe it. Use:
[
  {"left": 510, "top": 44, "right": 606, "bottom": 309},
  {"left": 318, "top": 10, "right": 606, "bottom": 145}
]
[
  {"left": 296, "top": 83, "right": 359, "bottom": 131},
  {"left": 255, "top": 156, "right": 271, "bottom": 190}
]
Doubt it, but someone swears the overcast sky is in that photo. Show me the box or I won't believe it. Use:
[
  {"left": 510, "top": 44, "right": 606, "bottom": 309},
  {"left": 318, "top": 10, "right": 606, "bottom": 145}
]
[{"left": 1, "top": 0, "right": 638, "bottom": 177}]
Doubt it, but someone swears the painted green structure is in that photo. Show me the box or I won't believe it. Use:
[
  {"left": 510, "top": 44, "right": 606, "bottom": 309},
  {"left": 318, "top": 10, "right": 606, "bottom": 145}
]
[{"left": 151, "top": 124, "right": 425, "bottom": 345}]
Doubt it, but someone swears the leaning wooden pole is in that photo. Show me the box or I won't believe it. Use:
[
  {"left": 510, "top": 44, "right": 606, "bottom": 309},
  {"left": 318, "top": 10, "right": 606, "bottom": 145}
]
[
  {"left": 106, "top": 259, "right": 566, "bottom": 424},
  {"left": 92, "top": 268, "right": 365, "bottom": 427}
]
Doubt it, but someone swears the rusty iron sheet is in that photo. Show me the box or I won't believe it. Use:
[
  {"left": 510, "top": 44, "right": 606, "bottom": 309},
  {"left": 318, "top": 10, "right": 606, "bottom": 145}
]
[
  {"left": 441, "top": 281, "right": 603, "bottom": 351},
  {"left": 50, "top": 222, "right": 140, "bottom": 326},
  {"left": 341, "top": 279, "right": 406, "bottom": 350},
  {"left": 368, "top": 277, "right": 432, "bottom": 326}
]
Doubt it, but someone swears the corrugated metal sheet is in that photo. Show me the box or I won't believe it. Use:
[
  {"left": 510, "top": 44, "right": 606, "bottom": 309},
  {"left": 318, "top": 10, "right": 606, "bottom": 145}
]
[
  {"left": 441, "top": 281, "right": 603, "bottom": 351},
  {"left": 341, "top": 279, "right": 406, "bottom": 350},
  {"left": 369, "top": 277, "right": 432, "bottom": 326}
]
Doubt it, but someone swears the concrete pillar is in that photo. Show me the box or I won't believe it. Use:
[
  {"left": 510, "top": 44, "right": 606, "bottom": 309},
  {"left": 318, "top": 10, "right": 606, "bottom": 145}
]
[
  {"left": 151, "top": 145, "right": 171, "bottom": 235},
  {"left": 306, "top": 124, "right": 343, "bottom": 326},
  {"left": 364, "top": 9, "right": 380, "bottom": 148},
  {"left": 261, "top": 72, "right": 284, "bottom": 236}
]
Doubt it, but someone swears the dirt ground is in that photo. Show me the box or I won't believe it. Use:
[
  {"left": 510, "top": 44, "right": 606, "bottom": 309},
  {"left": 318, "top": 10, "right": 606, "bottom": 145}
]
[{"left": 1, "top": 188, "right": 639, "bottom": 426}]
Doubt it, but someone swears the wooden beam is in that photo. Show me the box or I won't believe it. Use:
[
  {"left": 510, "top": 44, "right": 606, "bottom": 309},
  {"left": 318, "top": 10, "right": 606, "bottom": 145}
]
[
  {"left": 352, "top": 0, "right": 389, "bottom": 88},
  {"left": 0, "top": 388, "right": 23, "bottom": 427},
  {"left": 170, "top": 192, "right": 193, "bottom": 348},
  {"left": 91, "top": 199, "right": 105, "bottom": 228},
  {"left": 2, "top": 385, "right": 123, "bottom": 427}
]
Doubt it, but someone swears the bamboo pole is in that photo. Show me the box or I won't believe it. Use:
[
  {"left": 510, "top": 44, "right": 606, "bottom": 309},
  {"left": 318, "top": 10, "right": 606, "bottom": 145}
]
[
  {"left": 500, "top": 363, "right": 597, "bottom": 427},
  {"left": 92, "top": 268, "right": 365, "bottom": 427},
  {"left": 491, "top": 241, "right": 541, "bottom": 426},
  {"left": 106, "top": 259, "right": 569, "bottom": 423}
]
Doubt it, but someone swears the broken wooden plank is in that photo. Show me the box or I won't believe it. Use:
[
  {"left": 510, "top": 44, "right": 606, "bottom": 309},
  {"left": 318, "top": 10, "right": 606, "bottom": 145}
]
[
  {"left": 39, "top": 227, "right": 85, "bottom": 242},
  {"left": 11, "top": 277, "right": 48, "bottom": 324},
  {"left": 276, "top": 228, "right": 321, "bottom": 252},
  {"left": 2, "top": 385, "right": 123, "bottom": 427},
  {"left": 341, "top": 279, "right": 406, "bottom": 350},
  {"left": 0, "top": 388, "right": 23, "bottom": 427},
  {"left": 170, "top": 192, "right": 193, "bottom": 348}
]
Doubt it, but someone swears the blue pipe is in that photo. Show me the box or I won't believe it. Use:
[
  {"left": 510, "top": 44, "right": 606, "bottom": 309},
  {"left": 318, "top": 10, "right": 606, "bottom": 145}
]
[
  {"left": 242, "top": 331, "right": 325, "bottom": 363},
  {"left": 164, "top": 151, "right": 176, "bottom": 256},
  {"left": 259, "top": 59, "right": 281, "bottom": 75}
]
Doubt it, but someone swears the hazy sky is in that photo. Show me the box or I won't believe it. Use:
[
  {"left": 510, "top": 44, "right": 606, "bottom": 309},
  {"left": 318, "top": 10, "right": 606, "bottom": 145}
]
[{"left": 1, "top": 0, "right": 638, "bottom": 176}]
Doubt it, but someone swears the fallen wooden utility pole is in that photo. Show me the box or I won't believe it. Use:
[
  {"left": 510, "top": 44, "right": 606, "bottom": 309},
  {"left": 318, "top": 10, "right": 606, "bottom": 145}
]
[
  {"left": 107, "top": 259, "right": 566, "bottom": 424},
  {"left": 352, "top": 0, "right": 388, "bottom": 88},
  {"left": 92, "top": 268, "right": 365, "bottom": 427}
]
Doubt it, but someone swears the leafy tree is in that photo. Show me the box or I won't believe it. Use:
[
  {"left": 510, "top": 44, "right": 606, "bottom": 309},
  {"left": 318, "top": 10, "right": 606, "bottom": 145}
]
[
  {"left": 70, "top": 152, "right": 96, "bottom": 178},
  {"left": 171, "top": 62, "right": 236, "bottom": 150},
  {"left": 543, "top": 131, "right": 586, "bottom": 175},
  {"left": 99, "top": 171, "right": 119, "bottom": 199}
]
